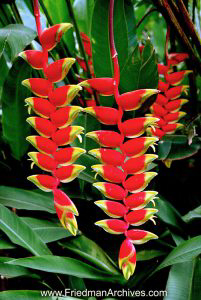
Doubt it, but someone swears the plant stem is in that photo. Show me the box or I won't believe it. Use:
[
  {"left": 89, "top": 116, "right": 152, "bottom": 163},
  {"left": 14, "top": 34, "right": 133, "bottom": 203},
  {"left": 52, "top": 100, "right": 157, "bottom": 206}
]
[
  {"left": 177, "top": 0, "right": 201, "bottom": 57},
  {"left": 33, "top": 0, "right": 42, "bottom": 41},
  {"left": 165, "top": 26, "right": 170, "bottom": 64},
  {"left": 109, "top": 0, "right": 119, "bottom": 99},
  {"left": 136, "top": 7, "right": 157, "bottom": 29}
]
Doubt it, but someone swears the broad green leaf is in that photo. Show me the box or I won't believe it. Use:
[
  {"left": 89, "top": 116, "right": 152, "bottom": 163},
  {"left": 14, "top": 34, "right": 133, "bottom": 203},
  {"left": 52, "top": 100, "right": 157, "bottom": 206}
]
[
  {"left": 22, "top": 217, "right": 71, "bottom": 243},
  {"left": 0, "top": 290, "right": 54, "bottom": 300},
  {"left": 183, "top": 205, "right": 201, "bottom": 223},
  {"left": 0, "top": 257, "right": 38, "bottom": 279},
  {"left": 73, "top": 0, "right": 94, "bottom": 35},
  {"left": 161, "top": 135, "right": 201, "bottom": 161},
  {"left": 137, "top": 249, "right": 167, "bottom": 261},
  {"left": 0, "top": 55, "right": 9, "bottom": 99},
  {"left": 124, "top": 0, "right": 137, "bottom": 53},
  {"left": 165, "top": 257, "right": 201, "bottom": 300},
  {"left": 0, "top": 237, "right": 15, "bottom": 250},
  {"left": 2, "top": 59, "right": 31, "bottom": 160},
  {"left": 119, "top": 45, "right": 141, "bottom": 92},
  {"left": 155, "top": 235, "right": 201, "bottom": 272},
  {"left": 158, "top": 140, "right": 172, "bottom": 160},
  {"left": 43, "top": 0, "right": 75, "bottom": 55},
  {"left": 156, "top": 195, "right": 186, "bottom": 232},
  {"left": 0, "top": 204, "right": 52, "bottom": 256},
  {"left": 60, "top": 235, "right": 119, "bottom": 274},
  {"left": 7, "top": 255, "right": 124, "bottom": 283},
  {"left": 0, "top": 24, "right": 36, "bottom": 62},
  {"left": 69, "top": 275, "right": 86, "bottom": 291},
  {"left": 91, "top": 0, "right": 128, "bottom": 106},
  {"left": 120, "top": 39, "right": 158, "bottom": 93},
  {"left": 0, "top": 186, "right": 55, "bottom": 213}
]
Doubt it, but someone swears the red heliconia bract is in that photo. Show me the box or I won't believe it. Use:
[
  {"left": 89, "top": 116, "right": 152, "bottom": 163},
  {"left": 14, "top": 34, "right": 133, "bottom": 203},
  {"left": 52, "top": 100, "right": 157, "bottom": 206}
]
[
  {"left": 119, "top": 239, "right": 136, "bottom": 280},
  {"left": 117, "top": 89, "right": 159, "bottom": 111},
  {"left": 48, "top": 85, "right": 82, "bottom": 107},
  {"left": 79, "top": 78, "right": 114, "bottom": 95},
  {"left": 84, "top": 106, "right": 119, "bottom": 125},
  {"left": 89, "top": 148, "right": 124, "bottom": 166},
  {"left": 22, "top": 78, "right": 52, "bottom": 98},
  {"left": 86, "top": 130, "right": 123, "bottom": 148},
  {"left": 22, "top": 14, "right": 85, "bottom": 236},
  {"left": 158, "top": 80, "right": 169, "bottom": 92},
  {"left": 19, "top": 50, "right": 44, "bottom": 70},
  {"left": 25, "top": 97, "right": 56, "bottom": 118},
  {"left": 168, "top": 52, "right": 189, "bottom": 66},
  {"left": 95, "top": 200, "right": 128, "bottom": 218},
  {"left": 80, "top": 32, "right": 92, "bottom": 57},
  {"left": 92, "top": 164, "right": 126, "bottom": 183},
  {"left": 40, "top": 23, "right": 73, "bottom": 51}
]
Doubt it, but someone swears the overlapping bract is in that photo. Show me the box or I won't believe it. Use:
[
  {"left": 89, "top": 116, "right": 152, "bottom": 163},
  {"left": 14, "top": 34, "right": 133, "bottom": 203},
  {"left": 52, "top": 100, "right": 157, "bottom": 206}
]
[
  {"left": 148, "top": 53, "right": 190, "bottom": 139},
  {"left": 21, "top": 23, "right": 85, "bottom": 235},
  {"left": 83, "top": 80, "right": 159, "bottom": 279}
]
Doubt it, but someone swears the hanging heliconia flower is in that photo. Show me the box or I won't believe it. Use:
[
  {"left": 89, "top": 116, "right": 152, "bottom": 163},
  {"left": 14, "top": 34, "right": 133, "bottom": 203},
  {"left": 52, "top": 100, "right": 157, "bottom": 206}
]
[
  {"left": 20, "top": 2, "right": 85, "bottom": 236},
  {"left": 147, "top": 52, "right": 191, "bottom": 139},
  {"left": 81, "top": 0, "right": 159, "bottom": 280}
]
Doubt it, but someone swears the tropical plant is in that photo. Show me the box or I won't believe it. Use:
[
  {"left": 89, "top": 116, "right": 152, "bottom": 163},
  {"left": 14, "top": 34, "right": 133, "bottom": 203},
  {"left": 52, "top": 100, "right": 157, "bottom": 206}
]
[{"left": 0, "top": 0, "right": 201, "bottom": 299}]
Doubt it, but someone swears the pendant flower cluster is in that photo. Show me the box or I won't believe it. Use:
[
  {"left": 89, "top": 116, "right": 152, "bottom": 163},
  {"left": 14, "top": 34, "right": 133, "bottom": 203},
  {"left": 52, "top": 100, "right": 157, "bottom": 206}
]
[
  {"left": 20, "top": 23, "right": 86, "bottom": 235},
  {"left": 82, "top": 78, "right": 160, "bottom": 279},
  {"left": 147, "top": 52, "right": 190, "bottom": 139}
]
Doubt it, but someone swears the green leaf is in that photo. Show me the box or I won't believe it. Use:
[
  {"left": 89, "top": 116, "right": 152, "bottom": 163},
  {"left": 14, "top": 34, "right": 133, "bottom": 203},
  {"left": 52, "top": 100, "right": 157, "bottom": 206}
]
[
  {"left": 43, "top": 0, "right": 75, "bottom": 55},
  {"left": 161, "top": 135, "right": 201, "bottom": 161},
  {"left": 0, "top": 55, "right": 9, "bottom": 99},
  {"left": 0, "top": 186, "right": 55, "bottom": 213},
  {"left": 158, "top": 140, "right": 172, "bottom": 160},
  {"left": 137, "top": 249, "right": 167, "bottom": 261},
  {"left": 183, "top": 205, "right": 201, "bottom": 223},
  {"left": 0, "top": 237, "right": 15, "bottom": 250},
  {"left": 165, "top": 258, "right": 201, "bottom": 300},
  {"left": 91, "top": 0, "right": 128, "bottom": 106},
  {"left": 156, "top": 195, "right": 186, "bottom": 232},
  {"left": 155, "top": 235, "right": 201, "bottom": 272},
  {"left": 0, "top": 290, "right": 53, "bottom": 300},
  {"left": 120, "top": 39, "right": 158, "bottom": 93},
  {"left": 7, "top": 255, "right": 124, "bottom": 283},
  {"left": 0, "top": 204, "right": 52, "bottom": 256},
  {"left": 124, "top": 0, "right": 137, "bottom": 53},
  {"left": 0, "top": 24, "right": 36, "bottom": 62},
  {"left": 0, "top": 257, "right": 38, "bottom": 279},
  {"left": 22, "top": 217, "right": 71, "bottom": 243},
  {"left": 73, "top": 0, "right": 94, "bottom": 35},
  {"left": 60, "top": 235, "right": 119, "bottom": 274},
  {"left": 2, "top": 59, "right": 31, "bottom": 160}
]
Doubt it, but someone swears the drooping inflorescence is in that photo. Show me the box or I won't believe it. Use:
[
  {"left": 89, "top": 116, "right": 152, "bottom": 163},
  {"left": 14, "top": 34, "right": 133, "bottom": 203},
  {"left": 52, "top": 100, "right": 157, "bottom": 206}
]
[
  {"left": 20, "top": 22, "right": 86, "bottom": 235},
  {"left": 79, "top": 23, "right": 160, "bottom": 278},
  {"left": 147, "top": 52, "right": 190, "bottom": 139},
  {"left": 84, "top": 85, "right": 160, "bottom": 280}
]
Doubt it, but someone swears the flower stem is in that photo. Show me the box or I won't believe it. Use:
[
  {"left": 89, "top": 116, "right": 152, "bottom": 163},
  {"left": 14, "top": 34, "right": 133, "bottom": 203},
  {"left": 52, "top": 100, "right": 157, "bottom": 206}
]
[
  {"left": 33, "top": 0, "right": 42, "bottom": 42},
  {"left": 109, "top": 0, "right": 127, "bottom": 200}
]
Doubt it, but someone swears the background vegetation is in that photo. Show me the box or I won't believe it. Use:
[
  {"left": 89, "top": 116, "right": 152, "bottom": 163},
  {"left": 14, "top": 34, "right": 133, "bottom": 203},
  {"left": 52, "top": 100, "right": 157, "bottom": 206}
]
[{"left": 0, "top": 0, "right": 201, "bottom": 299}]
